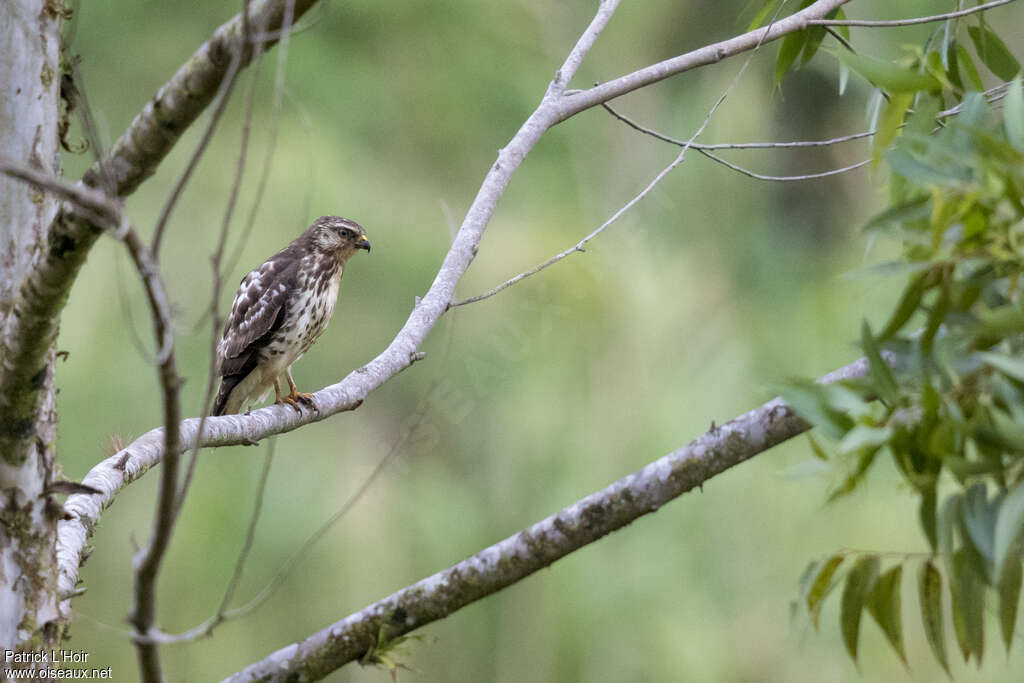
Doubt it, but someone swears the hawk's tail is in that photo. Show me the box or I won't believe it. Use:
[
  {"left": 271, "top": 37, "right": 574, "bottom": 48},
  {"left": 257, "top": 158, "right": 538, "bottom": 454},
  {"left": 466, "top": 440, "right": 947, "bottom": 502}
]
[{"left": 211, "top": 375, "right": 243, "bottom": 416}]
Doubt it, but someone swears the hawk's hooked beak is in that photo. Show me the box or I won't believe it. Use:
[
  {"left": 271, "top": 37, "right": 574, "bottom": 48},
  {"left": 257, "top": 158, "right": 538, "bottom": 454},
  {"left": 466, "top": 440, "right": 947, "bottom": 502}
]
[{"left": 357, "top": 236, "right": 371, "bottom": 253}]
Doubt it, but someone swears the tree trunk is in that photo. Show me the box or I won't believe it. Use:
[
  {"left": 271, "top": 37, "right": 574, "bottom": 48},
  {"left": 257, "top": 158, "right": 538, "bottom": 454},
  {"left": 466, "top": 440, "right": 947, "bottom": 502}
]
[{"left": 0, "top": 0, "right": 64, "bottom": 660}]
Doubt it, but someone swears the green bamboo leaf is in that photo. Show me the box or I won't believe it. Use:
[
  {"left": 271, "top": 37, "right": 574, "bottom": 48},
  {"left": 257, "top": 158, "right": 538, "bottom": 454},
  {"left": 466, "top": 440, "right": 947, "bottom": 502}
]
[
  {"left": 980, "top": 351, "right": 1024, "bottom": 383},
  {"left": 841, "top": 555, "right": 880, "bottom": 661},
  {"left": 835, "top": 50, "right": 941, "bottom": 92},
  {"left": 874, "top": 92, "right": 914, "bottom": 166},
  {"left": 1006, "top": 77, "right": 1024, "bottom": 151},
  {"left": 861, "top": 320, "right": 899, "bottom": 406},
  {"left": 956, "top": 43, "right": 985, "bottom": 91},
  {"left": 919, "top": 561, "right": 951, "bottom": 676},
  {"left": 994, "top": 481, "right": 1024, "bottom": 583},
  {"left": 967, "top": 25, "right": 1021, "bottom": 81},
  {"left": 951, "top": 547, "right": 985, "bottom": 662},
  {"left": 807, "top": 555, "right": 845, "bottom": 628},
  {"left": 998, "top": 556, "right": 1022, "bottom": 653}
]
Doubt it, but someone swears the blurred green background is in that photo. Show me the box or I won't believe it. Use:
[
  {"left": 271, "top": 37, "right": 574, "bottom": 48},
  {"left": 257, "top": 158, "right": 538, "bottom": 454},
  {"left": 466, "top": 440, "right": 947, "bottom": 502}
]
[{"left": 55, "top": 0, "right": 1024, "bottom": 681}]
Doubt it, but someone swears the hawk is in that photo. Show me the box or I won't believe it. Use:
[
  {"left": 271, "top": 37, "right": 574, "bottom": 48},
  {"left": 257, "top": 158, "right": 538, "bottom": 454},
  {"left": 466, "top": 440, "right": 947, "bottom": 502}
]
[{"left": 212, "top": 216, "right": 371, "bottom": 416}]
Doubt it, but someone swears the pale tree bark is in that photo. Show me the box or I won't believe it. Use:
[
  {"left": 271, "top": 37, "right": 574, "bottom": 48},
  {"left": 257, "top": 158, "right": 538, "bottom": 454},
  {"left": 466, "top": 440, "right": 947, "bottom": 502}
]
[{"left": 0, "top": 0, "right": 63, "bottom": 657}]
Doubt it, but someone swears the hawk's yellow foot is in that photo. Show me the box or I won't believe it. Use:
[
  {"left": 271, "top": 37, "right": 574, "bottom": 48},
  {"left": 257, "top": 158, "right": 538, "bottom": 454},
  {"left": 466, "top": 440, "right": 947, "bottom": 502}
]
[{"left": 278, "top": 389, "right": 316, "bottom": 412}]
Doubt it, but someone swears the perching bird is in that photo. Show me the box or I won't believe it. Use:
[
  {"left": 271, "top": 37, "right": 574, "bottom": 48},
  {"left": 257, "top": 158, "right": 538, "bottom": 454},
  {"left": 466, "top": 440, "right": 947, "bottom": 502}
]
[{"left": 212, "top": 216, "right": 371, "bottom": 416}]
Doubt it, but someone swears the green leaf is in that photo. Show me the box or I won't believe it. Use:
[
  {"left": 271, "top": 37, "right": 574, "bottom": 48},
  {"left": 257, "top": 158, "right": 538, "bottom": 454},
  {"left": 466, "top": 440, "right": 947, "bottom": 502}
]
[
  {"left": 994, "top": 480, "right": 1024, "bottom": 583},
  {"left": 776, "top": 31, "right": 808, "bottom": 84},
  {"left": 939, "top": 493, "right": 962, "bottom": 579},
  {"left": 1006, "top": 77, "right": 1024, "bottom": 151},
  {"left": 919, "top": 560, "right": 951, "bottom": 676},
  {"left": 874, "top": 92, "right": 915, "bottom": 167},
  {"left": 980, "top": 351, "right": 1024, "bottom": 383},
  {"left": 807, "top": 433, "right": 829, "bottom": 461},
  {"left": 779, "top": 457, "right": 831, "bottom": 480},
  {"left": 956, "top": 43, "right": 985, "bottom": 91},
  {"left": 967, "top": 25, "right": 1021, "bottom": 81},
  {"left": 835, "top": 50, "right": 941, "bottom": 93},
  {"left": 807, "top": 555, "right": 845, "bottom": 628},
  {"left": 998, "top": 556, "right": 1022, "bottom": 653},
  {"left": 962, "top": 483, "right": 997, "bottom": 565},
  {"left": 951, "top": 547, "right": 985, "bottom": 662},
  {"left": 747, "top": 0, "right": 784, "bottom": 31},
  {"left": 921, "top": 485, "right": 938, "bottom": 553},
  {"left": 778, "top": 381, "right": 854, "bottom": 441},
  {"left": 838, "top": 424, "right": 893, "bottom": 455},
  {"left": 861, "top": 320, "right": 900, "bottom": 406},
  {"left": 975, "top": 305, "right": 1024, "bottom": 335},
  {"left": 840, "top": 555, "right": 880, "bottom": 661},
  {"left": 876, "top": 267, "right": 935, "bottom": 341},
  {"left": 867, "top": 565, "right": 907, "bottom": 665}
]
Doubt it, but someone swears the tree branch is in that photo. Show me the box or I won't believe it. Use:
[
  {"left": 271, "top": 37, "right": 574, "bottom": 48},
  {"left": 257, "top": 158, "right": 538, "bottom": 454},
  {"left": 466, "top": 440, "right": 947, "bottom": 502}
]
[
  {"left": 807, "top": 0, "right": 1016, "bottom": 28},
  {"left": 553, "top": 0, "right": 851, "bottom": 123},
  {"left": 224, "top": 357, "right": 872, "bottom": 681}
]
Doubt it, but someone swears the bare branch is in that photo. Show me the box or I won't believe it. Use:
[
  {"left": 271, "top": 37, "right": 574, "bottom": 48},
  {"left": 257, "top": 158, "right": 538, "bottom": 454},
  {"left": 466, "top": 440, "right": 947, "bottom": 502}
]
[
  {"left": 807, "top": 0, "right": 1016, "bottom": 28},
  {"left": 554, "top": 0, "right": 851, "bottom": 123},
  {"left": 123, "top": 228, "right": 182, "bottom": 683},
  {"left": 224, "top": 357, "right": 872, "bottom": 681},
  {"left": 0, "top": 158, "right": 120, "bottom": 227}
]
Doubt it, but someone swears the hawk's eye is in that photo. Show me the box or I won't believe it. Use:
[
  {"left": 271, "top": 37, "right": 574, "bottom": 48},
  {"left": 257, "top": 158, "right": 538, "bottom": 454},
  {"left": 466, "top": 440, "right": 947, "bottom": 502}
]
[{"left": 340, "top": 228, "right": 353, "bottom": 238}]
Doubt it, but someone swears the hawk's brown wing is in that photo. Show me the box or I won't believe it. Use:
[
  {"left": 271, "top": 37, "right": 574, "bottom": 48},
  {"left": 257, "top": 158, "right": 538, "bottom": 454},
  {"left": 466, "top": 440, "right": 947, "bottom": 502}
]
[{"left": 218, "top": 253, "right": 299, "bottom": 375}]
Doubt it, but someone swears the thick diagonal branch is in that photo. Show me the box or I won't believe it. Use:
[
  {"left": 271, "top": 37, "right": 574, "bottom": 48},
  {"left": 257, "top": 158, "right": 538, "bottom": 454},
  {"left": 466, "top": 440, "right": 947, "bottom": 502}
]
[{"left": 224, "top": 358, "right": 871, "bottom": 682}]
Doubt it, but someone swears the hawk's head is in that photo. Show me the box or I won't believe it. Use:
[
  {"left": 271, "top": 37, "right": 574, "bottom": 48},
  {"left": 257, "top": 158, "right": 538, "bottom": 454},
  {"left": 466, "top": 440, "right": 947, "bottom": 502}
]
[{"left": 307, "top": 215, "right": 371, "bottom": 260}]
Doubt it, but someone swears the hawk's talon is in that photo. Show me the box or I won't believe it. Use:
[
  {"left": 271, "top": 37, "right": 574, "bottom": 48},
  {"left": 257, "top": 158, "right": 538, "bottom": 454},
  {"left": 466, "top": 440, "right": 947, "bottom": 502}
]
[{"left": 278, "top": 390, "right": 316, "bottom": 413}]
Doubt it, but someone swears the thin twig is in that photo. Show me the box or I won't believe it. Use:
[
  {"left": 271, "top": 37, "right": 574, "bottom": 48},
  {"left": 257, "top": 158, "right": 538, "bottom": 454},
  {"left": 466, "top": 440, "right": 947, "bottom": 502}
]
[
  {"left": 0, "top": 158, "right": 119, "bottom": 228},
  {"left": 117, "top": 223, "right": 182, "bottom": 683},
  {"left": 602, "top": 102, "right": 872, "bottom": 182},
  {"left": 451, "top": 0, "right": 780, "bottom": 309},
  {"left": 807, "top": 0, "right": 1016, "bottom": 27},
  {"left": 150, "top": 15, "right": 249, "bottom": 260},
  {"left": 225, "top": 0, "right": 298, "bottom": 277},
  {"left": 177, "top": 0, "right": 265, "bottom": 516},
  {"left": 697, "top": 150, "right": 870, "bottom": 181}
]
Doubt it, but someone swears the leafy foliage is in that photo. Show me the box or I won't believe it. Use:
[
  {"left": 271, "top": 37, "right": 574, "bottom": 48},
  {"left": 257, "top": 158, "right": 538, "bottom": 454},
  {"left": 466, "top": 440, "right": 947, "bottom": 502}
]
[{"left": 775, "top": 6, "right": 1024, "bottom": 673}]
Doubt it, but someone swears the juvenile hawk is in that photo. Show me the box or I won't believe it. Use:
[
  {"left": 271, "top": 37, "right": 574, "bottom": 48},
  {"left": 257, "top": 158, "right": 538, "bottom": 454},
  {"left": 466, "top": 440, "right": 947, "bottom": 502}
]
[{"left": 212, "top": 216, "right": 371, "bottom": 416}]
